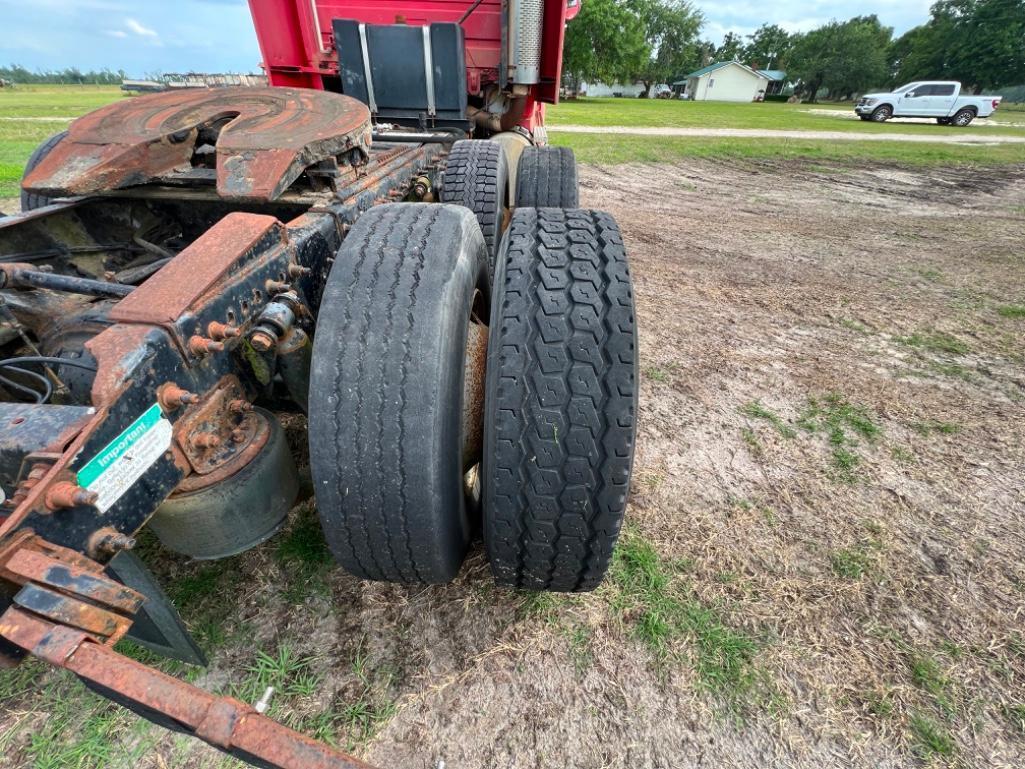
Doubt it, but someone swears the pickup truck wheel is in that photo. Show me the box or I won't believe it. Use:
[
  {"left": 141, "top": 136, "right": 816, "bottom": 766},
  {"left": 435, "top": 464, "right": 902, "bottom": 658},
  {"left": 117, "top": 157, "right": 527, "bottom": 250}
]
[
  {"left": 309, "top": 203, "right": 490, "bottom": 584},
  {"left": 440, "top": 139, "right": 507, "bottom": 276},
  {"left": 20, "top": 131, "right": 67, "bottom": 211},
  {"left": 515, "top": 146, "right": 579, "bottom": 208},
  {"left": 483, "top": 208, "right": 638, "bottom": 592},
  {"left": 870, "top": 106, "right": 892, "bottom": 122},
  {"left": 952, "top": 109, "right": 975, "bottom": 127}
]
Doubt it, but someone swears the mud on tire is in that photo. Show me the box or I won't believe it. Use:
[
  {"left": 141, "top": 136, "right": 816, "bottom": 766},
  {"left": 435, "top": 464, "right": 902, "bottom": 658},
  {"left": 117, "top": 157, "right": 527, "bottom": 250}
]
[
  {"left": 483, "top": 208, "right": 638, "bottom": 592},
  {"left": 309, "top": 203, "right": 490, "bottom": 583}
]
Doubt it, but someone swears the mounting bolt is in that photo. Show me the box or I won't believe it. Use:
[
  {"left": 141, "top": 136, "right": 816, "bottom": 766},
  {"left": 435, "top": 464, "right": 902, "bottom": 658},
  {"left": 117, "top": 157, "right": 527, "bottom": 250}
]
[
  {"left": 193, "top": 433, "right": 222, "bottom": 449},
  {"left": 228, "top": 399, "right": 253, "bottom": 415},
  {"left": 89, "top": 527, "right": 137, "bottom": 557},
  {"left": 249, "top": 330, "right": 276, "bottom": 353},
  {"left": 189, "top": 336, "right": 224, "bottom": 356},
  {"left": 45, "top": 482, "right": 99, "bottom": 511},
  {"left": 231, "top": 428, "right": 247, "bottom": 444},
  {"left": 287, "top": 263, "right": 311, "bottom": 278},
  {"left": 159, "top": 384, "right": 198, "bottom": 411},
  {"left": 265, "top": 279, "right": 291, "bottom": 295},
  {"left": 207, "top": 321, "right": 241, "bottom": 340}
]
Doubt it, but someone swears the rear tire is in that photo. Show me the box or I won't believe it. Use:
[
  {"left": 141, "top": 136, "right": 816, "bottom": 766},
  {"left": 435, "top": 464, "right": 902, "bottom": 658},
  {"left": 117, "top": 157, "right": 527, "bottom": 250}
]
[
  {"left": 952, "top": 108, "right": 975, "bottom": 127},
  {"left": 515, "top": 146, "right": 579, "bottom": 208},
  {"left": 21, "top": 131, "right": 67, "bottom": 211},
  {"left": 483, "top": 208, "right": 638, "bottom": 592},
  {"left": 309, "top": 203, "right": 490, "bottom": 583},
  {"left": 440, "top": 140, "right": 507, "bottom": 275}
]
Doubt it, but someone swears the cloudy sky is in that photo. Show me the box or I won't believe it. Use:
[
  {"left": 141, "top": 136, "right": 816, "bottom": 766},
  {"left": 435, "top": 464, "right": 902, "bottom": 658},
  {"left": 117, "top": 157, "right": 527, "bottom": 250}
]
[{"left": 0, "top": 0, "right": 933, "bottom": 76}]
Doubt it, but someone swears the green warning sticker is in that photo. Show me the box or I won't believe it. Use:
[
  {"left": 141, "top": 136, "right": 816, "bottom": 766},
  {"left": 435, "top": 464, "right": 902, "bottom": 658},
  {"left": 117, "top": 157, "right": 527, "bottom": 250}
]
[{"left": 77, "top": 402, "right": 172, "bottom": 513}]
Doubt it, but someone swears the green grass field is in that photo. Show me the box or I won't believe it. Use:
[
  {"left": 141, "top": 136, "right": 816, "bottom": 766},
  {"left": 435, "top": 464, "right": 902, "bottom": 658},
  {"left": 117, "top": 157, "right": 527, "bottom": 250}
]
[
  {"left": 547, "top": 96, "right": 1025, "bottom": 134},
  {"left": 0, "top": 85, "right": 129, "bottom": 200},
  {"left": 552, "top": 132, "right": 1025, "bottom": 166},
  {"left": 2, "top": 86, "right": 1023, "bottom": 202}
]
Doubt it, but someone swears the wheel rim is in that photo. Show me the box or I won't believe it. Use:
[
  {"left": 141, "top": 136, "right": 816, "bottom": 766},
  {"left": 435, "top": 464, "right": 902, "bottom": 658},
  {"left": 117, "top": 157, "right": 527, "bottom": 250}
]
[
  {"left": 956, "top": 112, "right": 971, "bottom": 126},
  {"left": 874, "top": 109, "right": 890, "bottom": 121}
]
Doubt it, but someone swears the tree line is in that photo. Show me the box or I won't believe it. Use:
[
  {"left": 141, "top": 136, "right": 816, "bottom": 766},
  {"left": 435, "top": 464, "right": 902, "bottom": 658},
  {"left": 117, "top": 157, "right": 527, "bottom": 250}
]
[
  {"left": 564, "top": 0, "right": 1025, "bottom": 100},
  {"left": 0, "top": 65, "right": 127, "bottom": 85}
]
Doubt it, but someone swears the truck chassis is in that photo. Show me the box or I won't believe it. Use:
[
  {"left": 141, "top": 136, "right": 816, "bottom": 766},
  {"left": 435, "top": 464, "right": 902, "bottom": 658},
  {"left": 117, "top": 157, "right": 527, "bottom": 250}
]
[{"left": 0, "top": 85, "right": 636, "bottom": 767}]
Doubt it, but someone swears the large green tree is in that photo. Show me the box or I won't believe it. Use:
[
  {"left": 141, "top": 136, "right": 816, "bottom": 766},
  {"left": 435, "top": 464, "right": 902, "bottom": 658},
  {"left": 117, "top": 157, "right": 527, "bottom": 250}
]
[
  {"left": 628, "top": 0, "right": 704, "bottom": 96},
  {"left": 742, "top": 24, "right": 798, "bottom": 70},
  {"left": 563, "top": 0, "right": 649, "bottom": 89},
  {"left": 788, "top": 16, "right": 892, "bottom": 101},
  {"left": 892, "top": 0, "right": 1025, "bottom": 92},
  {"left": 715, "top": 31, "right": 744, "bottom": 62}
]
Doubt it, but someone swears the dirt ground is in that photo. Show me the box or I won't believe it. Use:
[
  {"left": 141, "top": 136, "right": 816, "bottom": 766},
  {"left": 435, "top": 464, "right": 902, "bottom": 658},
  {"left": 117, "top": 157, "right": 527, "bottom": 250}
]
[{"left": 2, "top": 159, "right": 1024, "bottom": 769}]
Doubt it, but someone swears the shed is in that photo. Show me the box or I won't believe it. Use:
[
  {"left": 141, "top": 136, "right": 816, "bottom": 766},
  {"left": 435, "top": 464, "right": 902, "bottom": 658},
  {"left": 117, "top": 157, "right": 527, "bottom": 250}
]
[
  {"left": 679, "top": 61, "right": 769, "bottom": 102},
  {"left": 757, "top": 70, "right": 788, "bottom": 96}
]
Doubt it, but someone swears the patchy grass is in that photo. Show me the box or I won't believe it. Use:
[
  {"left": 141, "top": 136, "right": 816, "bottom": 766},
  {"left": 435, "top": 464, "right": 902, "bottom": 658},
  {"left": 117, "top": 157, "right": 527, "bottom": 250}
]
[
  {"left": 997, "top": 303, "right": 1025, "bottom": 319},
  {"left": 910, "top": 420, "right": 961, "bottom": 436},
  {"left": 739, "top": 400, "right": 796, "bottom": 439},
  {"left": 551, "top": 132, "right": 1025, "bottom": 167},
  {"left": 1004, "top": 703, "right": 1025, "bottom": 734},
  {"left": 799, "top": 393, "right": 881, "bottom": 482},
  {"left": 236, "top": 645, "right": 322, "bottom": 704},
  {"left": 608, "top": 533, "right": 767, "bottom": 709},
  {"left": 897, "top": 331, "right": 970, "bottom": 355},
  {"left": 830, "top": 546, "right": 875, "bottom": 580},
  {"left": 909, "top": 712, "right": 955, "bottom": 759},
  {"left": 336, "top": 640, "right": 398, "bottom": 750},
  {"left": 276, "top": 505, "right": 334, "bottom": 601},
  {"left": 644, "top": 364, "right": 673, "bottom": 383}
]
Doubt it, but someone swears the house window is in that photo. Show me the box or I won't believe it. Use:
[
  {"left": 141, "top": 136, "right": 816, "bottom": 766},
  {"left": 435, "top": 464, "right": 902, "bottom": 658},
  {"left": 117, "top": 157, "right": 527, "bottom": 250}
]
[{"left": 709, "top": 79, "right": 715, "bottom": 88}]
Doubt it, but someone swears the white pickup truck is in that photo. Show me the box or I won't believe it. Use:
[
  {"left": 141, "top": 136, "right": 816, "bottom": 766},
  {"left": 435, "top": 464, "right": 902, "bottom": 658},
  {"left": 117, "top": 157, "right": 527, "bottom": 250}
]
[{"left": 855, "top": 81, "right": 1002, "bottom": 126}]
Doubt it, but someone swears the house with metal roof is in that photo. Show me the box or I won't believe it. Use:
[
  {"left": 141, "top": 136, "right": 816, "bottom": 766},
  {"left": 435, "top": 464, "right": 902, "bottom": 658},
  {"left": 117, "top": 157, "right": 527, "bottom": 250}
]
[
  {"left": 673, "top": 61, "right": 770, "bottom": 102},
  {"left": 757, "top": 70, "right": 788, "bottom": 96}
]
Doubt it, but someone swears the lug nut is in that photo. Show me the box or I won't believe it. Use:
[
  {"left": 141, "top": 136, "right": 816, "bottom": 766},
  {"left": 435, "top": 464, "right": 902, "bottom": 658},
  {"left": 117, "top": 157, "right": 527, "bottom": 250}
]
[
  {"left": 207, "top": 321, "right": 241, "bottom": 340},
  {"left": 231, "top": 428, "right": 248, "bottom": 443},
  {"left": 159, "top": 384, "right": 198, "bottom": 411},
  {"left": 89, "top": 527, "right": 136, "bottom": 557},
  {"left": 228, "top": 399, "right": 253, "bottom": 414},
  {"left": 193, "top": 433, "right": 222, "bottom": 449},
  {"left": 249, "top": 330, "right": 276, "bottom": 352},
  {"left": 189, "top": 336, "right": 225, "bottom": 356},
  {"left": 46, "top": 482, "right": 99, "bottom": 510}
]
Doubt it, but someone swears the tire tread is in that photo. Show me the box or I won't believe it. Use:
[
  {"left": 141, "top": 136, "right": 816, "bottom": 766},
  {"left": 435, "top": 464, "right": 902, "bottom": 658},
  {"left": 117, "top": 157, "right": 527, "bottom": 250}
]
[
  {"left": 483, "top": 208, "right": 637, "bottom": 592},
  {"left": 515, "top": 147, "right": 579, "bottom": 208}
]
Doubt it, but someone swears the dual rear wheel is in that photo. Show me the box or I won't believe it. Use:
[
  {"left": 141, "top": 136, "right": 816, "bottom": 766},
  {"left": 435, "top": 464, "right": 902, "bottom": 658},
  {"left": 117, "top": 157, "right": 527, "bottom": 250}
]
[{"left": 309, "top": 146, "right": 636, "bottom": 591}]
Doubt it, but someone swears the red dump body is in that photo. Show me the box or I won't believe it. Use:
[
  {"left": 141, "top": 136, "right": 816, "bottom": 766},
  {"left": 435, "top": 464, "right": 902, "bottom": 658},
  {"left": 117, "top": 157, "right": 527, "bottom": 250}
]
[{"left": 247, "top": 0, "right": 575, "bottom": 131}]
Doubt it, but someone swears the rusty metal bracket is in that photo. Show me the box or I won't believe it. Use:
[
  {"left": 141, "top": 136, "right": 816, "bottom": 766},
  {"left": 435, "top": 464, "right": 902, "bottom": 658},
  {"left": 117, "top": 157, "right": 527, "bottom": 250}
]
[{"left": 0, "top": 607, "right": 379, "bottom": 769}]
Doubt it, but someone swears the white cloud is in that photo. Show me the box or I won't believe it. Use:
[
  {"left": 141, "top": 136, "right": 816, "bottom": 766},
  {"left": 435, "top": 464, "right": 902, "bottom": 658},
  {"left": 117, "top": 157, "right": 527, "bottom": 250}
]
[
  {"left": 105, "top": 29, "right": 127, "bottom": 38},
  {"left": 125, "top": 18, "right": 157, "bottom": 37}
]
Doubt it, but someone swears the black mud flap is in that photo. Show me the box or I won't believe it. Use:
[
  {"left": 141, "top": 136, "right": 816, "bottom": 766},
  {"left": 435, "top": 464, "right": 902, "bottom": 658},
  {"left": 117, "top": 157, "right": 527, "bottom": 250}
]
[{"left": 105, "top": 551, "right": 207, "bottom": 666}]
